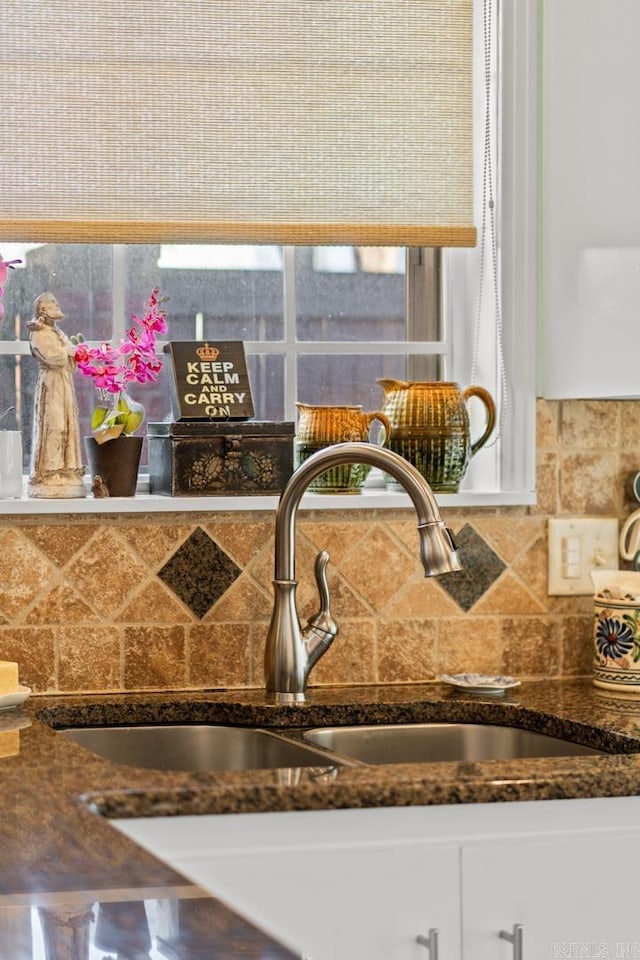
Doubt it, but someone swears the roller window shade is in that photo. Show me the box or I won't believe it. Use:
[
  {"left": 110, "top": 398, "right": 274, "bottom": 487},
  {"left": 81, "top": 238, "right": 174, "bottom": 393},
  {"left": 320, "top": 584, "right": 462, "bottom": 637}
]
[{"left": 1, "top": 0, "right": 475, "bottom": 247}]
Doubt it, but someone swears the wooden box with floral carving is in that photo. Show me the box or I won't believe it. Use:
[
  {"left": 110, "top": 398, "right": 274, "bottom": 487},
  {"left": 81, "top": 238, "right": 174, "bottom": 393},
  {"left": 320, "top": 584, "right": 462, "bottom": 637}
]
[{"left": 147, "top": 421, "right": 295, "bottom": 496}]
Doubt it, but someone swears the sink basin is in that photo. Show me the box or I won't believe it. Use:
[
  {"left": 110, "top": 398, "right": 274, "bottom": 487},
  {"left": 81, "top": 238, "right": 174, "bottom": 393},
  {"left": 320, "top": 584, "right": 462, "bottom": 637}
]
[
  {"left": 303, "top": 723, "right": 607, "bottom": 764},
  {"left": 59, "top": 725, "right": 336, "bottom": 772},
  {"left": 58, "top": 720, "right": 608, "bottom": 773}
]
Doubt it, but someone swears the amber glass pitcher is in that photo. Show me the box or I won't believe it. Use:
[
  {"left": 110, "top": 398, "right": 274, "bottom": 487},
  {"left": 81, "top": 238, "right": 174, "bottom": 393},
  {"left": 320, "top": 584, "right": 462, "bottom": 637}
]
[{"left": 377, "top": 380, "right": 496, "bottom": 492}]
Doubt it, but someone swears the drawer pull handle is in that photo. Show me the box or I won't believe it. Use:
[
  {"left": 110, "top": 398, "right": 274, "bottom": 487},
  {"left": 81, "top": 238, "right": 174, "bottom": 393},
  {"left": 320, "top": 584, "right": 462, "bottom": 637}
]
[
  {"left": 416, "top": 928, "right": 439, "bottom": 957},
  {"left": 499, "top": 923, "right": 524, "bottom": 959}
]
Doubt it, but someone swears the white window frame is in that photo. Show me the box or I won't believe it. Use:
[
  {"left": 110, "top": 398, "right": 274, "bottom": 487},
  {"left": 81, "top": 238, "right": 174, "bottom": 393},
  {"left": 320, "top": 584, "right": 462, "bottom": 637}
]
[
  {"left": 0, "top": 0, "right": 538, "bottom": 515},
  {"left": 446, "top": 0, "right": 538, "bottom": 503}
]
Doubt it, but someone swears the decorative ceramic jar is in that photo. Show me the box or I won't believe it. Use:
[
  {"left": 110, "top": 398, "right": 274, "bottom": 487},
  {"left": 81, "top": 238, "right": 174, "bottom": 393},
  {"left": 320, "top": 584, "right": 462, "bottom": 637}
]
[
  {"left": 295, "top": 403, "right": 391, "bottom": 493},
  {"left": 377, "top": 379, "right": 496, "bottom": 492},
  {"left": 592, "top": 569, "right": 640, "bottom": 694}
]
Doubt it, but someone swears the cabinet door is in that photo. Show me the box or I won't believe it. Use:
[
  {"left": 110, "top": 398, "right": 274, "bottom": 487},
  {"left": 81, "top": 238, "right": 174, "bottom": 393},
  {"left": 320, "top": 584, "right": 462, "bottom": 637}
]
[
  {"left": 168, "top": 841, "right": 461, "bottom": 960},
  {"left": 462, "top": 833, "right": 639, "bottom": 958},
  {"left": 541, "top": 0, "right": 640, "bottom": 398}
]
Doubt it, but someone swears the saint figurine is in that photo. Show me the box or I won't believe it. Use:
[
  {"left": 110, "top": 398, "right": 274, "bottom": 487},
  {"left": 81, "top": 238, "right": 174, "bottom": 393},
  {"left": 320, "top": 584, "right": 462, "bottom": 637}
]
[{"left": 27, "top": 293, "right": 86, "bottom": 498}]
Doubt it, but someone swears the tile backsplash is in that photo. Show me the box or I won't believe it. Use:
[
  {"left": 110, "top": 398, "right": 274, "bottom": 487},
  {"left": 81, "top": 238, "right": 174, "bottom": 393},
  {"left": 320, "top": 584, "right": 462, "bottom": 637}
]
[{"left": 1, "top": 399, "right": 637, "bottom": 695}]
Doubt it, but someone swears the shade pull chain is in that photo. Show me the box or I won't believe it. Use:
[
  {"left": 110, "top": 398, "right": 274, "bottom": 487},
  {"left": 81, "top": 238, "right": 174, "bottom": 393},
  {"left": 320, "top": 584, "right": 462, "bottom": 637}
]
[{"left": 470, "top": 0, "right": 509, "bottom": 449}]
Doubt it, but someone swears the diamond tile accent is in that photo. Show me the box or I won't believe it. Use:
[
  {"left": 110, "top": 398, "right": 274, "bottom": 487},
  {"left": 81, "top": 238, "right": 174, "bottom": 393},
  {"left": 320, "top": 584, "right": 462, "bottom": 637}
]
[
  {"left": 438, "top": 524, "right": 506, "bottom": 612},
  {"left": 158, "top": 527, "right": 241, "bottom": 619}
]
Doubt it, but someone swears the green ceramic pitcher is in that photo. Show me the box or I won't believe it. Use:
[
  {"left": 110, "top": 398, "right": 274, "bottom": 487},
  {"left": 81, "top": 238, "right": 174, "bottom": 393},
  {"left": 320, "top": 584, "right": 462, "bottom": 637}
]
[{"left": 377, "top": 379, "right": 496, "bottom": 492}]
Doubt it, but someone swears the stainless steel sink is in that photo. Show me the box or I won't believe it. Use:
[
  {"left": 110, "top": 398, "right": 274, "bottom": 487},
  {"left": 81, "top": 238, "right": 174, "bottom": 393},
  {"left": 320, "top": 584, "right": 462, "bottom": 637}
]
[
  {"left": 59, "top": 724, "right": 336, "bottom": 772},
  {"left": 58, "top": 720, "right": 608, "bottom": 773},
  {"left": 302, "top": 723, "right": 607, "bottom": 764}
]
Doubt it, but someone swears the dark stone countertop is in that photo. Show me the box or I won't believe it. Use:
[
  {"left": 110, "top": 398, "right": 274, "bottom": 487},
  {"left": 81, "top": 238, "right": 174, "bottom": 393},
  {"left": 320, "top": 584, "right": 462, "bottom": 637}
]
[{"left": 4, "top": 677, "right": 640, "bottom": 955}]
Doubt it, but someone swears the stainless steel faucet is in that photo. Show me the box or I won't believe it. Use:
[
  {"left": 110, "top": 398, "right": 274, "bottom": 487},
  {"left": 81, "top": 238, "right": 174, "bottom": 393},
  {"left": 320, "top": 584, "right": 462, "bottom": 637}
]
[{"left": 264, "top": 441, "right": 462, "bottom": 703}]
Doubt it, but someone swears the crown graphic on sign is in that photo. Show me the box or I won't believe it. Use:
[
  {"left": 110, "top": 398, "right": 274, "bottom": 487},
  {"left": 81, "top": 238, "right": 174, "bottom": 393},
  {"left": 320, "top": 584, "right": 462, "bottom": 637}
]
[{"left": 196, "top": 343, "right": 220, "bottom": 362}]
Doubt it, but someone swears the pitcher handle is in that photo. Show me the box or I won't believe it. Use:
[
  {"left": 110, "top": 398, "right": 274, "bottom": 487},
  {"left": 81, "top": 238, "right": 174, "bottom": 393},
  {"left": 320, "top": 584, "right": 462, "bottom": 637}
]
[
  {"left": 462, "top": 386, "right": 496, "bottom": 456},
  {"left": 366, "top": 411, "right": 392, "bottom": 447}
]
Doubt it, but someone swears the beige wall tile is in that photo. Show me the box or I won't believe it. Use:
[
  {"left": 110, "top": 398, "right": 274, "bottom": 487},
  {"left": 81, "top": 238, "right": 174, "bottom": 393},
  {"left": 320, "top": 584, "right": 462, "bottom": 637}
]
[
  {"left": 25, "top": 585, "right": 100, "bottom": 625},
  {"left": 619, "top": 401, "right": 640, "bottom": 449},
  {"left": 548, "top": 592, "right": 594, "bottom": 616},
  {"left": 0, "top": 530, "right": 56, "bottom": 619},
  {"left": 531, "top": 451, "right": 559, "bottom": 517},
  {"left": 377, "top": 619, "right": 438, "bottom": 683},
  {"left": 560, "top": 615, "right": 593, "bottom": 677},
  {"left": 471, "top": 573, "right": 545, "bottom": 615},
  {"left": 123, "top": 625, "right": 186, "bottom": 690},
  {"left": 0, "top": 628, "right": 56, "bottom": 692},
  {"left": 339, "top": 526, "right": 420, "bottom": 612},
  {"left": 206, "top": 574, "right": 272, "bottom": 622},
  {"left": 378, "top": 517, "right": 423, "bottom": 557},
  {"left": 247, "top": 537, "right": 281, "bottom": 595},
  {"left": 559, "top": 452, "right": 618, "bottom": 515},
  {"left": 66, "top": 529, "right": 150, "bottom": 620},
  {"left": 511, "top": 536, "right": 551, "bottom": 609},
  {"left": 471, "top": 516, "right": 545, "bottom": 565},
  {"left": 500, "top": 617, "right": 561, "bottom": 677},
  {"left": 384, "top": 579, "right": 461, "bottom": 618},
  {"left": 118, "top": 581, "right": 189, "bottom": 623},
  {"left": 536, "top": 399, "right": 560, "bottom": 449},
  {"left": 249, "top": 622, "right": 269, "bottom": 686},
  {"left": 2, "top": 399, "right": 637, "bottom": 696},
  {"left": 298, "top": 519, "right": 368, "bottom": 567},
  {"left": 188, "top": 624, "right": 251, "bottom": 687},
  {"left": 21, "top": 524, "right": 97, "bottom": 568},
  {"left": 208, "top": 519, "right": 274, "bottom": 568},
  {"left": 438, "top": 618, "right": 504, "bottom": 676},
  {"left": 58, "top": 627, "right": 122, "bottom": 692},
  {"left": 310, "top": 621, "right": 377, "bottom": 686},
  {"left": 116, "top": 522, "right": 195, "bottom": 567},
  {"left": 560, "top": 400, "right": 619, "bottom": 448}
]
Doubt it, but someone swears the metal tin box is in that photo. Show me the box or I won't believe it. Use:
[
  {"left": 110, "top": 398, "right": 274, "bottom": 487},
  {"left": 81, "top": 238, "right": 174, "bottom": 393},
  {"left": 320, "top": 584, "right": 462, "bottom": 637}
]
[{"left": 148, "top": 421, "right": 295, "bottom": 496}]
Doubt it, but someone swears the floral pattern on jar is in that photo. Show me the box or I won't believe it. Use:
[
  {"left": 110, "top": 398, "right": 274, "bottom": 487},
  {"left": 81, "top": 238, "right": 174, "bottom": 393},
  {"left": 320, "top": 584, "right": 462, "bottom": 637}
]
[{"left": 593, "top": 599, "right": 640, "bottom": 693}]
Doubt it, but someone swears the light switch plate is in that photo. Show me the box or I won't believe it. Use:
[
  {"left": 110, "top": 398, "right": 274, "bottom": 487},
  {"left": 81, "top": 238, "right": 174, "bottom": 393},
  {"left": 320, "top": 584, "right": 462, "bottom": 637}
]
[{"left": 548, "top": 517, "right": 619, "bottom": 595}]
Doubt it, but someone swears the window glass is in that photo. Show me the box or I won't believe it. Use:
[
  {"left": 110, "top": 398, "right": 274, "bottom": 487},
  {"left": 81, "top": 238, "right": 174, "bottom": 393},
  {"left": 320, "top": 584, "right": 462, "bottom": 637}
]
[
  {"left": 0, "top": 243, "right": 421, "bottom": 470},
  {"left": 246, "top": 354, "right": 285, "bottom": 421},
  {"left": 0, "top": 224, "right": 534, "bottom": 501},
  {"left": 128, "top": 245, "right": 284, "bottom": 343},
  {"left": 297, "top": 354, "right": 407, "bottom": 414},
  {"left": 295, "top": 246, "right": 407, "bottom": 343},
  {"left": 2, "top": 244, "right": 113, "bottom": 341}
]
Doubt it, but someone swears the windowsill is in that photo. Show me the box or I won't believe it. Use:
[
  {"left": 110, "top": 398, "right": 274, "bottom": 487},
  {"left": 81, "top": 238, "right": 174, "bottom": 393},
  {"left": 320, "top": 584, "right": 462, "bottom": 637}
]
[{"left": 0, "top": 486, "right": 535, "bottom": 514}]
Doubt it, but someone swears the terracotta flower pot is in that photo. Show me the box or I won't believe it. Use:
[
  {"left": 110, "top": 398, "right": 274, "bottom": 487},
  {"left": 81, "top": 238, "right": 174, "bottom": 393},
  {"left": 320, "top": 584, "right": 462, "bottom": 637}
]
[{"left": 84, "top": 435, "right": 143, "bottom": 497}]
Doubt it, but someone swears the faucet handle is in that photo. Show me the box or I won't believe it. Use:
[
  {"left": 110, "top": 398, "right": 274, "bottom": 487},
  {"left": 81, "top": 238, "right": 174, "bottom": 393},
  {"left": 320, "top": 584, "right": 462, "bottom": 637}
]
[
  {"left": 308, "top": 550, "right": 338, "bottom": 637},
  {"left": 304, "top": 551, "right": 339, "bottom": 671}
]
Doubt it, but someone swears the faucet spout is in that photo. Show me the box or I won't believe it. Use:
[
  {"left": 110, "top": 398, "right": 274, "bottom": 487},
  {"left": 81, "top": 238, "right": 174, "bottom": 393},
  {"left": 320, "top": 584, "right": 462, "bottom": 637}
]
[{"left": 265, "top": 442, "right": 462, "bottom": 702}]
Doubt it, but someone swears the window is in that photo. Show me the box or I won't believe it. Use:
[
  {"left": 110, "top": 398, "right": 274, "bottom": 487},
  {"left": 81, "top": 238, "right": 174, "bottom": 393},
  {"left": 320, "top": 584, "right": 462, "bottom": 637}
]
[
  {"left": 0, "top": 242, "right": 438, "bottom": 464},
  {"left": 0, "top": 1, "right": 538, "bottom": 506}
]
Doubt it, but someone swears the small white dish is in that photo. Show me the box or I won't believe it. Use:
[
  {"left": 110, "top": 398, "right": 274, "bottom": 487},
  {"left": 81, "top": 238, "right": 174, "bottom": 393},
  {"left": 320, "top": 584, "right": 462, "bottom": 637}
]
[
  {"left": 0, "top": 685, "right": 31, "bottom": 711},
  {"left": 439, "top": 673, "right": 521, "bottom": 694}
]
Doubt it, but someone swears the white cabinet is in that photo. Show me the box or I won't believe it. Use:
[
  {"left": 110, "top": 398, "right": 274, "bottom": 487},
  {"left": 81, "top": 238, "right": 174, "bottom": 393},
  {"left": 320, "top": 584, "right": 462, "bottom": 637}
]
[
  {"left": 117, "top": 807, "right": 460, "bottom": 959},
  {"left": 541, "top": 0, "right": 640, "bottom": 398},
  {"left": 115, "top": 796, "right": 640, "bottom": 960},
  {"left": 463, "top": 834, "right": 638, "bottom": 958},
  {"left": 177, "top": 841, "right": 460, "bottom": 960}
]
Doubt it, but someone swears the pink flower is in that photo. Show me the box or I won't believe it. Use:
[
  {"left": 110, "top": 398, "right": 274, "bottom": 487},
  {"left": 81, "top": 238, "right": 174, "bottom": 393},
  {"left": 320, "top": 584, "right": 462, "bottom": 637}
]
[
  {"left": 71, "top": 288, "right": 168, "bottom": 443},
  {"left": 74, "top": 288, "right": 168, "bottom": 417}
]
